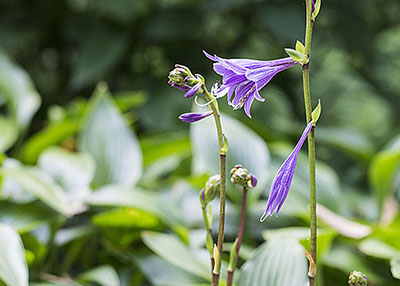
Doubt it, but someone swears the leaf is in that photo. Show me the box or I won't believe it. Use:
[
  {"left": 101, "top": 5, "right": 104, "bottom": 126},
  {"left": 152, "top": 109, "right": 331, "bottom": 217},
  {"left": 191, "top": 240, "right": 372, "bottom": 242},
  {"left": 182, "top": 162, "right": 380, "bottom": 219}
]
[
  {"left": 141, "top": 231, "right": 210, "bottom": 280},
  {"left": 358, "top": 238, "right": 400, "bottom": 260},
  {"left": 79, "top": 265, "right": 120, "bottom": 286},
  {"left": 21, "top": 119, "right": 80, "bottom": 164},
  {"left": 134, "top": 254, "right": 208, "bottom": 286},
  {"left": 55, "top": 225, "right": 94, "bottom": 246},
  {"left": 262, "top": 227, "right": 337, "bottom": 260},
  {"left": 284, "top": 48, "right": 308, "bottom": 64},
  {"left": 78, "top": 83, "right": 143, "bottom": 187},
  {"left": 0, "top": 50, "right": 41, "bottom": 129},
  {"left": 0, "top": 224, "right": 28, "bottom": 286},
  {"left": 0, "top": 116, "right": 18, "bottom": 152},
  {"left": 369, "top": 139, "right": 400, "bottom": 213},
  {"left": 38, "top": 146, "right": 95, "bottom": 203},
  {"left": 191, "top": 111, "right": 270, "bottom": 190},
  {"left": 239, "top": 239, "right": 308, "bottom": 286},
  {"left": 0, "top": 160, "right": 70, "bottom": 216},
  {"left": 391, "top": 257, "right": 400, "bottom": 279},
  {"left": 0, "top": 201, "right": 56, "bottom": 233},
  {"left": 85, "top": 185, "right": 185, "bottom": 227}
]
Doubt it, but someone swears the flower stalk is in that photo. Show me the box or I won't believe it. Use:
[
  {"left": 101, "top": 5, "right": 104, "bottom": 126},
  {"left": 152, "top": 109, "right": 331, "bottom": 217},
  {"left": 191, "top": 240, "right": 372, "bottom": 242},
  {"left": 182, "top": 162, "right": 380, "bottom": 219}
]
[
  {"left": 201, "top": 84, "right": 227, "bottom": 286},
  {"left": 303, "top": 0, "right": 317, "bottom": 285}
]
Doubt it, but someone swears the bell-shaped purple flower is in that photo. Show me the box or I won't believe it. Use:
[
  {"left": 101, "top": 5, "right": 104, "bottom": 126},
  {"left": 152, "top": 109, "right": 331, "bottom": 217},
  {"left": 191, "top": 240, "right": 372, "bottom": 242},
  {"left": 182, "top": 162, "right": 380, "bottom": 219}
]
[
  {"left": 204, "top": 51, "right": 298, "bottom": 118},
  {"left": 260, "top": 121, "right": 313, "bottom": 221},
  {"left": 178, "top": 111, "right": 213, "bottom": 123}
]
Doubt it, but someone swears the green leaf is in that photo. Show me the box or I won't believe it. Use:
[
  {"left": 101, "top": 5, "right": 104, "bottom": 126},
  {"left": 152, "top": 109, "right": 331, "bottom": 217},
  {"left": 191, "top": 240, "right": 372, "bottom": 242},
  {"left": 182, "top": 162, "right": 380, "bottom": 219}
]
[
  {"left": 79, "top": 265, "right": 120, "bottom": 286},
  {"left": 85, "top": 185, "right": 185, "bottom": 228},
  {"left": 284, "top": 48, "right": 308, "bottom": 64},
  {"left": 239, "top": 239, "right": 308, "bottom": 286},
  {"left": 0, "top": 160, "right": 70, "bottom": 216},
  {"left": 134, "top": 254, "right": 208, "bottom": 286},
  {"left": 38, "top": 146, "right": 95, "bottom": 203},
  {"left": 391, "top": 257, "right": 400, "bottom": 279},
  {"left": 0, "top": 201, "right": 56, "bottom": 233},
  {"left": 55, "top": 225, "right": 94, "bottom": 246},
  {"left": 369, "top": 148, "right": 400, "bottom": 213},
  {"left": 21, "top": 119, "right": 80, "bottom": 165},
  {"left": 191, "top": 111, "right": 270, "bottom": 190},
  {"left": 262, "top": 227, "right": 337, "bottom": 260},
  {"left": 0, "top": 116, "right": 18, "bottom": 152},
  {"left": 358, "top": 238, "right": 400, "bottom": 260},
  {"left": 78, "top": 83, "right": 142, "bottom": 187},
  {"left": 0, "top": 224, "right": 28, "bottom": 286},
  {"left": 0, "top": 50, "right": 41, "bottom": 129},
  {"left": 141, "top": 231, "right": 210, "bottom": 280}
]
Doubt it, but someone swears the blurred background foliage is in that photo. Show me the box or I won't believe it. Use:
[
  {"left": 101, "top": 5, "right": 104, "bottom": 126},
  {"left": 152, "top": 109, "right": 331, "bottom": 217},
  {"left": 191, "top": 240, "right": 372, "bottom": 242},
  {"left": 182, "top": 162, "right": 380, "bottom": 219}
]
[{"left": 0, "top": 0, "right": 400, "bottom": 285}]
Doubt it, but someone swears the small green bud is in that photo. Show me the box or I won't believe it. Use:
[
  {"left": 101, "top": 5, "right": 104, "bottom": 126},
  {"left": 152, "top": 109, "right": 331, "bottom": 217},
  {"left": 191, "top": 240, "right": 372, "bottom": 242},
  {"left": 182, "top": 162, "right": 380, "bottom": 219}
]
[
  {"left": 228, "top": 238, "right": 239, "bottom": 272},
  {"left": 213, "top": 244, "right": 221, "bottom": 275},
  {"left": 295, "top": 40, "right": 306, "bottom": 54},
  {"left": 348, "top": 271, "right": 367, "bottom": 286},
  {"left": 230, "top": 165, "right": 257, "bottom": 188},
  {"left": 168, "top": 64, "right": 199, "bottom": 87},
  {"left": 200, "top": 174, "right": 221, "bottom": 207},
  {"left": 312, "top": 0, "right": 321, "bottom": 21}
]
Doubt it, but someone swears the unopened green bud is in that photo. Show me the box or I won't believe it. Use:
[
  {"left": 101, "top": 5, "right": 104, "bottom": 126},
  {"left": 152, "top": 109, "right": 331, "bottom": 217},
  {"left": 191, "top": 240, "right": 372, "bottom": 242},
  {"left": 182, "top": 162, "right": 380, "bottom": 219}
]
[
  {"left": 200, "top": 174, "right": 221, "bottom": 207},
  {"left": 168, "top": 64, "right": 199, "bottom": 87},
  {"left": 230, "top": 165, "right": 257, "bottom": 188},
  {"left": 228, "top": 238, "right": 239, "bottom": 272},
  {"left": 213, "top": 244, "right": 221, "bottom": 275},
  {"left": 348, "top": 271, "right": 367, "bottom": 286}
]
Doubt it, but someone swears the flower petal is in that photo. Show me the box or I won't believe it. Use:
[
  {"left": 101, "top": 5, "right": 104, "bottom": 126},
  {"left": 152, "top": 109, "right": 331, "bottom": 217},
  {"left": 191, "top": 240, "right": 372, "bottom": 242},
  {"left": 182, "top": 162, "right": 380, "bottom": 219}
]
[{"left": 178, "top": 111, "right": 213, "bottom": 123}]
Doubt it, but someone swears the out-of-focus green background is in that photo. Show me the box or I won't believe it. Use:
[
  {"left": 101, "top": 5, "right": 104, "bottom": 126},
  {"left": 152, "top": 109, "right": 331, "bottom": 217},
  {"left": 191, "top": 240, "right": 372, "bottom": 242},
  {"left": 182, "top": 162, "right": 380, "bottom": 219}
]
[{"left": 0, "top": 0, "right": 400, "bottom": 285}]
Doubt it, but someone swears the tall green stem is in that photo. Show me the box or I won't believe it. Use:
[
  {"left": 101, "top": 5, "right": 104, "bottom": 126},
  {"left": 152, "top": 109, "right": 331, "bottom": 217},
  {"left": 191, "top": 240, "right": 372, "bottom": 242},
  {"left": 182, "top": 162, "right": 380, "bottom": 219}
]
[
  {"left": 203, "top": 88, "right": 226, "bottom": 286},
  {"left": 303, "top": 1, "right": 317, "bottom": 285}
]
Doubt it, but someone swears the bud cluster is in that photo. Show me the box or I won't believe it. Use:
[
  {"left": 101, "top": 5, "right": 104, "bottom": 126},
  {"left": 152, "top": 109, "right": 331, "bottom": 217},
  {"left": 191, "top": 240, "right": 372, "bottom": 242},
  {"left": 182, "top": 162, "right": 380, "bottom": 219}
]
[
  {"left": 230, "top": 164, "right": 257, "bottom": 188},
  {"left": 348, "top": 271, "right": 367, "bottom": 286},
  {"left": 168, "top": 64, "right": 203, "bottom": 98}
]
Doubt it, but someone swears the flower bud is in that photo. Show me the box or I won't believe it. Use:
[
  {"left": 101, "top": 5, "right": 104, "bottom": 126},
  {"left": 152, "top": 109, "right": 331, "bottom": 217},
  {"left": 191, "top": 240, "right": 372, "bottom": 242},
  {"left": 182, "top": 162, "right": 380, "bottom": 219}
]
[
  {"left": 213, "top": 244, "right": 221, "bottom": 275},
  {"left": 228, "top": 238, "right": 239, "bottom": 272},
  {"left": 178, "top": 111, "right": 213, "bottom": 123},
  {"left": 348, "top": 271, "right": 367, "bottom": 286},
  {"left": 168, "top": 65, "right": 202, "bottom": 98},
  {"left": 230, "top": 164, "right": 257, "bottom": 188},
  {"left": 200, "top": 174, "right": 221, "bottom": 207}
]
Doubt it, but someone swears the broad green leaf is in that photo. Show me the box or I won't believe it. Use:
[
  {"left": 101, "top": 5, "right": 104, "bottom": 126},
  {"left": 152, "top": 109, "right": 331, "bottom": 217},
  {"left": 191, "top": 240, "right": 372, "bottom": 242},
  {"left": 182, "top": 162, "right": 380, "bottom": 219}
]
[
  {"left": 191, "top": 111, "right": 270, "bottom": 190},
  {"left": 79, "top": 265, "right": 120, "bottom": 286},
  {"left": 369, "top": 135, "right": 400, "bottom": 213},
  {"left": 262, "top": 227, "right": 337, "bottom": 260},
  {"left": 85, "top": 185, "right": 185, "bottom": 227},
  {"left": 55, "top": 225, "right": 94, "bottom": 246},
  {"left": 0, "top": 201, "right": 56, "bottom": 233},
  {"left": 0, "top": 160, "right": 70, "bottom": 216},
  {"left": 358, "top": 238, "right": 400, "bottom": 260},
  {"left": 0, "top": 116, "right": 18, "bottom": 152},
  {"left": 0, "top": 50, "right": 41, "bottom": 129},
  {"left": 38, "top": 146, "right": 95, "bottom": 203},
  {"left": 391, "top": 257, "right": 400, "bottom": 279},
  {"left": 78, "top": 83, "right": 142, "bottom": 187},
  {"left": 239, "top": 239, "right": 308, "bottom": 286},
  {"left": 0, "top": 224, "right": 28, "bottom": 286},
  {"left": 142, "top": 231, "right": 210, "bottom": 280},
  {"left": 21, "top": 119, "right": 80, "bottom": 164},
  {"left": 134, "top": 254, "right": 208, "bottom": 286}
]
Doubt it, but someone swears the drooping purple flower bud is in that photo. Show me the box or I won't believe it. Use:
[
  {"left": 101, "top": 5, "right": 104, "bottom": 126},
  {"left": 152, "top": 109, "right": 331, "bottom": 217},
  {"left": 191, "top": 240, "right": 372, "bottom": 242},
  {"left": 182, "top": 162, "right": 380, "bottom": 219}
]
[
  {"left": 248, "top": 174, "right": 257, "bottom": 188},
  {"left": 260, "top": 121, "right": 313, "bottom": 221},
  {"left": 311, "top": 0, "right": 315, "bottom": 12},
  {"left": 204, "top": 51, "right": 298, "bottom": 118},
  {"left": 168, "top": 64, "right": 202, "bottom": 98},
  {"left": 178, "top": 111, "right": 213, "bottom": 123}
]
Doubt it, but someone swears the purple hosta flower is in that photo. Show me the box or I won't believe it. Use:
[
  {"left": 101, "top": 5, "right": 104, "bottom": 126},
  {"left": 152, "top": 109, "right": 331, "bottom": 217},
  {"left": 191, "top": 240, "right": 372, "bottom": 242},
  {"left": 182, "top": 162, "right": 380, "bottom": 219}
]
[
  {"left": 260, "top": 121, "right": 313, "bottom": 221},
  {"left": 204, "top": 51, "right": 298, "bottom": 118},
  {"left": 168, "top": 64, "right": 202, "bottom": 98},
  {"left": 178, "top": 111, "right": 213, "bottom": 123}
]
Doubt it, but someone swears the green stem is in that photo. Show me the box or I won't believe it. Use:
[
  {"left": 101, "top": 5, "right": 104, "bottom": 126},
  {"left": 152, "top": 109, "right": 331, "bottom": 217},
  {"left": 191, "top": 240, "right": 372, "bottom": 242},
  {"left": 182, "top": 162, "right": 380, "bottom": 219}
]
[
  {"left": 303, "top": 1, "right": 317, "bottom": 286},
  {"left": 202, "top": 206, "right": 215, "bottom": 276},
  {"left": 227, "top": 187, "right": 248, "bottom": 286},
  {"left": 203, "top": 88, "right": 226, "bottom": 286}
]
